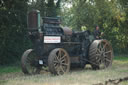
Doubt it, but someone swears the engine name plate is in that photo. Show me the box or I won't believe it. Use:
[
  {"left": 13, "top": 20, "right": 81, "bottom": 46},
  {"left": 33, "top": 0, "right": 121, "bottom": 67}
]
[{"left": 44, "top": 36, "right": 61, "bottom": 43}]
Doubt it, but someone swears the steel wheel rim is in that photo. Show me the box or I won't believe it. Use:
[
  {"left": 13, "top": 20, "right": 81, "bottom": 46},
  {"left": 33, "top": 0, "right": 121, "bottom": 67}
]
[
  {"left": 25, "top": 51, "right": 38, "bottom": 74},
  {"left": 96, "top": 40, "right": 113, "bottom": 69},
  {"left": 53, "top": 49, "right": 70, "bottom": 75}
]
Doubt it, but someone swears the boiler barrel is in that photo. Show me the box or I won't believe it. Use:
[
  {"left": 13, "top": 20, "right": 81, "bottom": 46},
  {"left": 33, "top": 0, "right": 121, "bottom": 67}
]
[{"left": 62, "top": 27, "right": 72, "bottom": 36}]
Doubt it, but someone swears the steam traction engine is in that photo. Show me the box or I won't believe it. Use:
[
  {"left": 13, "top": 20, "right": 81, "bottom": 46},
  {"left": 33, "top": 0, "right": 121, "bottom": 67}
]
[{"left": 21, "top": 10, "right": 114, "bottom": 75}]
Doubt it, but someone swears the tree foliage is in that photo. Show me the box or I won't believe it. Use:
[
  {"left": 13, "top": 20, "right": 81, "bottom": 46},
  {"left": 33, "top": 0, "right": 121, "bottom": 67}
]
[
  {"left": 30, "top": 0, "right": 61, "bottom": 17},
  {"left": 0, "top": 0, "right": 30, "bottom": 65},
  {"left": 61, "top": 0, "right": 128, "bottom": 54}
]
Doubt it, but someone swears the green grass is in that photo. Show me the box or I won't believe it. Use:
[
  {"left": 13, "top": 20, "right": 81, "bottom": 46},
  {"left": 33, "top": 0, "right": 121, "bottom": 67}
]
[
  {"left": 0, "top": 66, "right": 21, "bottom": 75},
  {"left": 0, "top": 56, "right": 127, "bottom": 75},
  {"left": 120, "top": 81, "right": 128, "bottom": 85},
  {"left": 0, "top": 66, "right": 21, "bottom": 85},
  {"left": 0, "top": 56, "right": 128, "bottom": 85},
  {"left": 114, "top": 56, "right": 128, "bottom": 61}
]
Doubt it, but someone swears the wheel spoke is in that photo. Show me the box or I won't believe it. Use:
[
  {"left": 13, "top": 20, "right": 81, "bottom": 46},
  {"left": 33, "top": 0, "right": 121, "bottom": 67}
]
[
  {"left": 101, "top": 43, "right": 104, "bottom": 52},
  {"left": 28, "top": 66, "right": 34, "bottom": 74},
  {"left": 29, "top": 54, "right": 36, "bottom": 60},
  {"left": 26, "top": 58, "right": 31, "bottom": 63},
  {"left": 61, "top": 63, "right": 68, "bottom": 66},
  {"left": 105, "top": 58, "right": 111, "bottom": 63},
  {"left": 61, "top": 54, "right": 66, "bottom": 61},
  {"left": 97, "top": 49, "right": 101, "bottom": 54},
  {"left": 32, "top": 68, "right": 36, "bottom": 73},
  {"left": 54, "top": 63, "right": 58, "bottom": 67},
  {"left": 103, "top": 43, "right": 107, "bottom": 49},
  {"left": 100, "top": 55, "right": 104, "bottom": 61},
  {"left": 61, "top": 57, "right": 66, "bottom": 63},
  {"left": 55, "top": 55, "right": 60, "bottom": 61},
  {"left": 55, "top": 56, "right": 59, "bottom": 61},
  {"left": 61, "top": 58, "right": 66, "bottom": 63},
  {"left": 105, "top": 50, "right": 112, "bottom": 54},
  {"left": 55, "top": 64, "right": 59, "bottom": 70},
  {"left": 54, "top": 60, "right": 59, "bottom": 64},
  {"left": 103, "top": 55, "right": 111, "bottom": 67},
  {"left": 27, "top": 61, "right": 38, "bottom": 73},
  {"left": 27, "top": 58, "right": 35, "bottom": 64},
  {"left": 58, "top": 50, "right": 62, "bottom": 59},
  {"left": 95, "top": 54, "right": 101, "bottom": 63},
  {"left": 60, "top": 66, "right": 65, "bottom": 73},
  {"left": 54, "top": 58, "right": 59, "bottom": 67},
  {"left": 102, "top": 45, "right": 105, "bottom": 52},
  {"left": 99, "top": 43, "right": 102, "bottom": 51},
  {"left": 96, "top": 57, "right": 101, "bottom": 62},
  {"left": 27, "top": 54, "right": 34, "bottom": 61},
  {"left": 96, "top": 54, "right": 101, "bottom": 56}
]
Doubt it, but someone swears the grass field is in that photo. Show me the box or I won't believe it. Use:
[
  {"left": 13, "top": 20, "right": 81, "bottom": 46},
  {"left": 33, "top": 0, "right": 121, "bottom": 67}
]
[{"left": 0, "top": 56, "right": 128, "bottom": 85}]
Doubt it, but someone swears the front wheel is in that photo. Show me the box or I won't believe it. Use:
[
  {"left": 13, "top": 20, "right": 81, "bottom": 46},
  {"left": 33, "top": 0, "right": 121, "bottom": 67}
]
[
  {"left": 48, "top": 48, "right": 70, "bottom": 75},
  {"left": 21, "top": 49, "right": 41, "bottom": 75}
]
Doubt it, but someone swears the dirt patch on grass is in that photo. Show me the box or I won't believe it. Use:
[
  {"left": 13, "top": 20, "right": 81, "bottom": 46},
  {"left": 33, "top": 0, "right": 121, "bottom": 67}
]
[{"left": 0, "top": 72, "right": 23, "bottom": 81}]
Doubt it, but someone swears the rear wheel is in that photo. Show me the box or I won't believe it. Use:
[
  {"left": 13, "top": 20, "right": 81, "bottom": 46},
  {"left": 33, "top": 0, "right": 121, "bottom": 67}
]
[
  {"left": 89, "top": 40, "right": 114, "bottom": 70},
  {"left": 48, "top": 48, "right": 70, "bottom": 75},
  {"left": 21, "top": 49, "right": 41, "bottom": 75}
]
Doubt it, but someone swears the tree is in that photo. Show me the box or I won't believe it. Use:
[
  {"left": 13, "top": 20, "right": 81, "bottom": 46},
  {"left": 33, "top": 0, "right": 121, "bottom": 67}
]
[
  {"left": 61, "top": 0, "right": 128, "bottom": 54},
  {"left": 29, "top": 0, "right": 62, "bottom": 17},
  {"left": 0, "top": 0, "right": 30, "bottom": 65}
]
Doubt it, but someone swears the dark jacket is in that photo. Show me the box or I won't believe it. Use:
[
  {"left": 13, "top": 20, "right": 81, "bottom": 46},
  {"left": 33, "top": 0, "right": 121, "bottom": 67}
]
[{"left": 94, "top": 29, "right": 101, "bottom": 39}]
